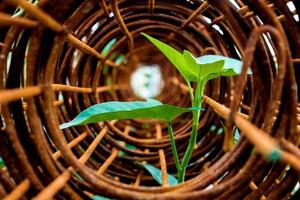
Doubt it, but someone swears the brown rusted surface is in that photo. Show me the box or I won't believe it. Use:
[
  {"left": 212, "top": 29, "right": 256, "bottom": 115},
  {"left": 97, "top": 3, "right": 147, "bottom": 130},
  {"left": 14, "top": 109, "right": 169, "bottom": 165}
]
[{"left": 0, "top": 0, "right": 299, "bottom": 199}]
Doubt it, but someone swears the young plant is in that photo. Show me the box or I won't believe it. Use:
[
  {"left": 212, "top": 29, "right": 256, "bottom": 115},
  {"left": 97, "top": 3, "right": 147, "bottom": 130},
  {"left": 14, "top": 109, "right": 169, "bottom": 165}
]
[
  {"left": 60, "top": 99, "right": 198, "bottom": 184},
  {"left": 142, "top": 33, "right": 252, "bottom": 182},
  {"left": 61, "top": 34, "right": 251, "bottom": 184},
  {"left": 61, "top": 38, "right": 182, "bottom": 185}
]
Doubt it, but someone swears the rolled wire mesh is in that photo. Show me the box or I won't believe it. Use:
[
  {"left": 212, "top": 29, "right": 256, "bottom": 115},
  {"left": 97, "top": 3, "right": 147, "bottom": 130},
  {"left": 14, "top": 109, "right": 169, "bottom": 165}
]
[{"left": 0, "top": 0, "right": 299, "bottom": 199}]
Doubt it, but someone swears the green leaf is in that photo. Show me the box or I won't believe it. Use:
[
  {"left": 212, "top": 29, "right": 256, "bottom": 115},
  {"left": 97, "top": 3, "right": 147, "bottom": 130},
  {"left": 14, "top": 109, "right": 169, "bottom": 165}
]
[
  {"left": 196, "top": 55, "right": 252, "bottom": 75},
  {"left": 73, "top": 172, "right": 84, "bottom": 181},
  {"left": 60, "top": 99, "right": 198, "bottom": 129},
  {"left": 114, "top": 54, "right": 125, "bottom": 65},
  {"left": 100, "top": 38, "right": 125, "bottom": 74},
  {"left": 101, "top": 38, "right": 117, "bottom": 56},
  {"left": 0, "top": 158, "right": 6, "bottom": 169},
  {"left": 234, "top": 128, "right": 240, "bottom": 144},
  {"left": 144, "top": 82, "right": 150, "bottom": 88},
  {"left": 143, "top": 163, "right": 178, "bottom": 185},
  {"left": 92, "top": 195, "right": 111, "bottom": 200},
  {"left": 142, "top": 33, "right": 252, "bottom": 85},
  {"left": 118, "top": 143, "right": 137, "bottom": 156},
  {"left": 106, "top": 77, "right": 113, "bottom": 94},
  {"left": 142, "top": 33, "right": 196, "bottom": 82},
  {"left": 102, "top": 65, "right": 109, "bottom": 75},
  {"left": 182, "top": 51, "right": 225, "bottom": 81},
  {"left": 144, "top": 72, "right": 152, "bottom": 78},
  {"left": 217, "top": 127, "right": 223, "bottom": 135},
  {"left": 210, "top": 125, "right": 217, "bottom": 132}
]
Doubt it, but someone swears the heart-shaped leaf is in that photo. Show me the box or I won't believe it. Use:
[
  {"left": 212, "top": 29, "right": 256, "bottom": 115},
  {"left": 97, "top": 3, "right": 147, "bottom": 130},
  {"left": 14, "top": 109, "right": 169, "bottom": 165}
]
[
  {"left": 142, "top": 33, "right": 196, "bottom": 82},
  {"left": 196, "top": 55, "right": 252, "bottom": 75},
  {"left": 142, "top": 33, "right": 252, "bottom": 84},
  {"left": 183, "top": 51, "right": 224, "bottom": 80},
  {"left": 60, "top": 99, "right": 197, "bottom": 129}
]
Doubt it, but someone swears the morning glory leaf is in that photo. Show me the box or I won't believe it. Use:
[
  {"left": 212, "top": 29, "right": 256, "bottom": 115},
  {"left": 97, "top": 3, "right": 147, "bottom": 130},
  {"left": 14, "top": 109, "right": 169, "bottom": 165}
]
[
  {"left": 142, "top": 33, "right": 242, "bottom": 84},
  {"left": 218, "top": 68, "right": 238, "bottom": 77},
  {"left": 183, "top": 50, "right": 224, "bottom": 80},
  {"left": 60, "top": 99, "right": 197, "bottom": 129},
  {"left": 200, "top": 61, "right": 226, "bottom": 83},
  {"left": 182, "top": 50, "right": 199, "bottom": 81},
  {"left": 142, "top": 33, "right": 196, "bottom": 82},
  {"left": 196, "top": 55, "right": 252, "bottom": 75},
  {"left": 143, "top": 163, "right": 178, "bottom": 185},
  {"left": 182, "top": 50, "right": 228, "bottom": 84},
  {"left": 142, "top": 33, "right": 253, "bottom": 183}
]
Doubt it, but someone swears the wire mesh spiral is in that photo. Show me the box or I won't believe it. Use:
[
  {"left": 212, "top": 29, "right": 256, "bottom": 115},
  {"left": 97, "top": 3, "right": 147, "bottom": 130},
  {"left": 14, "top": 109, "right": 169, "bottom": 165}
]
[{"left": 0, "top": 0, "right": 299, "bottom": 199}]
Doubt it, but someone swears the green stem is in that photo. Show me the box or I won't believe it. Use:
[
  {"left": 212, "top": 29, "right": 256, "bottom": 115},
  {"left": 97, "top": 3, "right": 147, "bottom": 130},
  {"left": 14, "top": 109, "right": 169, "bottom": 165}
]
[
  {"left": 187, "top": 82, "right": 194, "bottom": 103},
  {"left": 167, "top": 121, "right": 181, "bottom": 173},
  {"left": 178, "top": 83, "right": 203, "bottom": 183}
]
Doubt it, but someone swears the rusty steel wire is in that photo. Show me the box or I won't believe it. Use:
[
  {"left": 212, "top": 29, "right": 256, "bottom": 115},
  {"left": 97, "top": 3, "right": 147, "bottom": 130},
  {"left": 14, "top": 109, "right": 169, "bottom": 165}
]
[{"left": 0, "top": 0, "right": 299, "bottom": 199}]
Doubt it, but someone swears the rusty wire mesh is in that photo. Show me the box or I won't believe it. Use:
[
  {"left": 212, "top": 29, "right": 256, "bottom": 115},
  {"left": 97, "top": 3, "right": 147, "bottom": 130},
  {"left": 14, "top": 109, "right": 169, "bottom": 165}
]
[{"left": 0, "top": 0, "right": 299, "bottom": 199}]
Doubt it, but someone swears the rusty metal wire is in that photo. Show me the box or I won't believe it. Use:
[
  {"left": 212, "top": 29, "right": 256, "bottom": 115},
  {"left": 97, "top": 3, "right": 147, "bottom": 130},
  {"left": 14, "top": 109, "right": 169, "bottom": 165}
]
[{"left": 0, "top": 0, "right": 299, "bottom": 199}]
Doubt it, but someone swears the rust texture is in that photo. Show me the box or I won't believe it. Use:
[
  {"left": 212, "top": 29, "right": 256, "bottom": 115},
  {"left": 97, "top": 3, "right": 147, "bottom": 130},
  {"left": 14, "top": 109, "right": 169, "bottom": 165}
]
[{"left": 0, "top": 0, "right": 299, "bottom": 199}]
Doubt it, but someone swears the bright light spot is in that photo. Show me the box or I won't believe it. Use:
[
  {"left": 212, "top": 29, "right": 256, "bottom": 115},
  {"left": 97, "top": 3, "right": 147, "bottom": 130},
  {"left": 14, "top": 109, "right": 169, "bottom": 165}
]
[
  {"left": 130, "top": 64, "right": 164, "bottom": 99},
  {"left": 203, "top": 16, "right": 212, "bottom": 24},
  {"left": 109, "top": 12, "right": 114, "bottom": 18},
  {"left": 204, "top": 184, "right": 214, "bottom": 190},
  {"left": 91, "top": 22, "right": 100, "bottom": 34},
  {"left": 212, "top": 24, "right": 224, "bottom": 35},
  {"left": 287, "top": 1, "right": 296, "bottom": 12},
  {"left": 186, "top": 0, "right": 194, "bottom": 5},
  {"left": 233, "top": 45, "right": 242, "bottom": 59},
  {"left": 262, "top": 33, "right": 278, "bottom": 70},
  {"left": 229, "top": 0, "right": 240, "bottom": 9},
  {"left": 294, "top": 14, "right": 299, "bottom": 22},
  {"left": 81, "top": 36, "right": 87, "bottom": 43},
  {"left": 292, "top": 182, "right": 300, "bottom": 195},
  {"left": 7, "top": 52, "right": 12, "bottom": 72},
  {"left": 72, "top": 50, "right": 80, "bottom": 69}
]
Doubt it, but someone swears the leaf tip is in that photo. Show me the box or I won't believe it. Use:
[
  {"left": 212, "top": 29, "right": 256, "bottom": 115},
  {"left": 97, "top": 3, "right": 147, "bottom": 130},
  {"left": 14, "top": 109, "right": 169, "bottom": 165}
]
[
  {"left": 141, "top": 32, "right": 150, "bottom": 38},
  {"left": 59, "top": 123, "right": 69, "bottom": 129},
  {"left": 141, "top": 32, "right": 157, "bottom": 43}
]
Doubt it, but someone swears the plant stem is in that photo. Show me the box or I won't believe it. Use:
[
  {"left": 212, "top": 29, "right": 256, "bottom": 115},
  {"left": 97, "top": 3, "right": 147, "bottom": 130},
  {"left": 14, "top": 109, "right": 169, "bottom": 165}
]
[
  {"left": 167, "top": 121, "right": 181, "bottom": 173},
  {"left": 187, "top": 82, "right": 194, "bottom": 102},
  {"left": 178, "top": 83, "right": 203, "bottom": 183}
]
